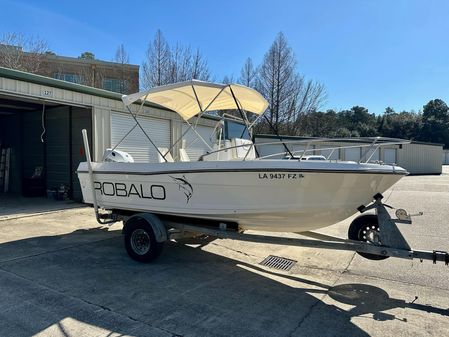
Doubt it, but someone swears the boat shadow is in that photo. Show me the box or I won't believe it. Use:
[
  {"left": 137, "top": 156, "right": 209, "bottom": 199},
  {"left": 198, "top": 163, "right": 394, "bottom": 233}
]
[
  {"left": 0, "top": 228, "right": 447, "bottom": 337},
  {"left": 239, "top": 261, "right": 449, "bottom": 322}
]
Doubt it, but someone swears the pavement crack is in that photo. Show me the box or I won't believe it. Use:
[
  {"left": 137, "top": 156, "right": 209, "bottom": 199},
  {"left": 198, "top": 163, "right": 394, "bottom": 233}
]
[
  {"left": 295, "top": 264, "right": 349, "bottom": 273},
  {"left": 209, "top": 241, "right": 261, "bottom": 259},
  {"left": 344, "top": 269, "right": 449, "bottom": 292},
  {"left": 0, "top": 205, "right": 87, "bottom": 222},
  {"left": 78, "top": 295, "right": 180, "bottom": 336},
  {"left": 0, "top": 236, "right": 120, "bottom": 264},
  {"left": 336, "top": 251, "right": 449, "bottom": 292},
  {"left": 286, "top": 253, "right": 358, "bottom": 336},
  {"left": 341, "top": 252, "right": 357, "bottom": 275},
  {"left": 286, "top": 292, "right": 325, "bottom": 337},
  {"left": 0, "top": 267, "right": 181, "bottom": 337}
]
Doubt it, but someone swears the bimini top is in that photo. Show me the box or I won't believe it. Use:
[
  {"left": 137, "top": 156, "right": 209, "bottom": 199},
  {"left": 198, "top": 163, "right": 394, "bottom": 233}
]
[{"left": 121, "top": 80, "right": 268, "bottom": 121}]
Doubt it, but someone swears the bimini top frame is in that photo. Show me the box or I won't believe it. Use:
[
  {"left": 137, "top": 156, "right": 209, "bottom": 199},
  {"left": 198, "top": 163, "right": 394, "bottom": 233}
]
[
  {"left": 121, "top": 80, "right": 268, "bottom": 120},
  {"left": 117, "top": 80, "right": 268, "bottom": 162}
]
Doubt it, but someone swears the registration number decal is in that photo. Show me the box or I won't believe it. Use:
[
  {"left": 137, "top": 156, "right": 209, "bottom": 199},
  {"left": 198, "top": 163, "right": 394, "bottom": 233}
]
[{"left": 258, "top": 173, "right": 304, "bottom": 180}]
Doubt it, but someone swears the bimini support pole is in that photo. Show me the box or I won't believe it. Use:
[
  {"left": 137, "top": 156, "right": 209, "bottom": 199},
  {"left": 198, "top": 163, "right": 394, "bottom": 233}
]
[{"left": 82, "top": 129, "right": 115, "bottom": 225}]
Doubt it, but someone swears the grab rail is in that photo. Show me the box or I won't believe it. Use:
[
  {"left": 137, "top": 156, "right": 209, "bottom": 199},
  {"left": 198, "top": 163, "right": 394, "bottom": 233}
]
[{"left": 199, "top": 137, "right": 410, "bottom": 163}]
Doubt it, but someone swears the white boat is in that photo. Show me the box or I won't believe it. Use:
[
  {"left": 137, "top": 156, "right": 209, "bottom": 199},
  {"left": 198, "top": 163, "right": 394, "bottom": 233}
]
[{"left": 77, "top": 80, "right": 408, "bottom": 233}]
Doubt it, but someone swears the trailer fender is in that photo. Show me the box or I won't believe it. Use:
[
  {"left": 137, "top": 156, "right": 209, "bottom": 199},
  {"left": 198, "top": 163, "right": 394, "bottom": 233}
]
[{"left": 123, "top": 213, "right": 168, "bottom": 243}]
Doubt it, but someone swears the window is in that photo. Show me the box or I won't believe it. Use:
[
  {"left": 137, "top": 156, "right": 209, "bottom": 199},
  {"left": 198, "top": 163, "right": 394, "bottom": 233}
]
[
  {"left": 225, "top": 120, "right": 250, "bottom": 139},
  {"left": 103, "top": 78, "right": 128, "bottom": 93},
  {"left": 53, "top": 73, "right": 82, "bottom": 84}
]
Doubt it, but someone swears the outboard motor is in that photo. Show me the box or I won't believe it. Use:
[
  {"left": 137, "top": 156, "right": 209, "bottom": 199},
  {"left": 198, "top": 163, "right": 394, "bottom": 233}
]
[{"left": 102, "top": 149, "right": 134, "bottom": 163}]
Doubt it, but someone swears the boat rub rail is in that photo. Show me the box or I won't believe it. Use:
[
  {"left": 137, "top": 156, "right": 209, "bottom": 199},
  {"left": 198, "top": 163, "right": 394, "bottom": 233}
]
[{"left": 76, "top": 168, "right": 407, "bottom": 176}]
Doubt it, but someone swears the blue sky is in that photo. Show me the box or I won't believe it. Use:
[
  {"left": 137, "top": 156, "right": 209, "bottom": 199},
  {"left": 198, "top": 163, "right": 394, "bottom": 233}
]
[{"left": 1, "top": 0, "right": 448, "bottom": 114}]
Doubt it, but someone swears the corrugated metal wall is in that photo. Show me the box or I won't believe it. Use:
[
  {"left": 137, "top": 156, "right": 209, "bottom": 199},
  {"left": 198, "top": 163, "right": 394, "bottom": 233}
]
[
  {"left": 71, "top": 107, "right": 92, "bottom": 200},
  {"left": 397, "top": 143, "right": 442, "bottom": 174},
  {"left": 42, "top": 106, "right": 92, "bottom": 200}
]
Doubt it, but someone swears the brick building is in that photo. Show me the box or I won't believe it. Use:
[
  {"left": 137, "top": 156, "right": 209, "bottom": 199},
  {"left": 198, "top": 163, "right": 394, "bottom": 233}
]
[
  {"left": 39, "top": 54, "right": 139, "bottom": 94},
  {"left": 0, "top": 45, "right": 139, "bottom": 94}
]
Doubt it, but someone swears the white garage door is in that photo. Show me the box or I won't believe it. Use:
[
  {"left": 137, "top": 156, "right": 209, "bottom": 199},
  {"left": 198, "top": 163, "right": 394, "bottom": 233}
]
[
  {"left": 344, "top": 148, "right": 361, "bottom": 162},
  {"left": 384, "top": 148, "right": 397, "bottom": 164},
  {"left": 182, "top": 124, "right": 215, "bottom": 160},
  {"left": 111, "top": 112, "right": 171, "bottom": 163}
]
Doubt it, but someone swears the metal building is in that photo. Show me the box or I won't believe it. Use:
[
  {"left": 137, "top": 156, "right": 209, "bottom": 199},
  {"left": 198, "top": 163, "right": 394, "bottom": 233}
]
[
  {"left": 443, "top": 149, "right": 449, "bottom": 165},
  {"left": 0, "top": 67, "right": 216, "bottom": 201},
  {"left": 254, "top": 135, "right": 443, "bottom": 175}
]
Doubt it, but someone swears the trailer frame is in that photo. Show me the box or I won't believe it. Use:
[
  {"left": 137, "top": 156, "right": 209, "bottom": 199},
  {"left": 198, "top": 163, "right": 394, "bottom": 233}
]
[
  {"left": 81, "top": 128, "right": 448, "bottom": 265},
  {"left": 114, "top": 193, "right": 449, "bottom": 265}
]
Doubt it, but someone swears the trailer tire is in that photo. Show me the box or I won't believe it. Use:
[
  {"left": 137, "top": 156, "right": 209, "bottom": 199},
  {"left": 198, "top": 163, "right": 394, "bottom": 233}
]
[
  {"left": 123, "top": 217, "right": 164, "bottom": 263},
  {"left": 348, "top": 214, "right": 389, "bottom": 261}
]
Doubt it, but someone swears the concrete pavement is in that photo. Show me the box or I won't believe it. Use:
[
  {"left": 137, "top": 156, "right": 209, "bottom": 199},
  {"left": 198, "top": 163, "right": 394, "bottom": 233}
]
[{"left": 0, "top": 168, "right": 449, "bottom": 336}]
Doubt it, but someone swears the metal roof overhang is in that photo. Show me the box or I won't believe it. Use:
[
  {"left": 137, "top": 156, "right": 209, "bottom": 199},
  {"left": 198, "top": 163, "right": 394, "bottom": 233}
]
[{"left": 0, "top": 66, "right": 171, "bottom": 112}]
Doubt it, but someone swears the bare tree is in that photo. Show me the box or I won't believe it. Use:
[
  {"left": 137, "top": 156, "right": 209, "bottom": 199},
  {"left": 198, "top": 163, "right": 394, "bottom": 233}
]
[
  {"left": 190, "top": 48, "right": 210, "bottom": 81},
  {"left": 218, "top": 74, "right": 246, "bottom": 118},
  {"left": 257, "top": 32, "right": 297, "bottom": 132},
  {"left": 167, "top": 43, "right": 192, "bottom": 83},
  {"left": 0, "top": 33, "right": 49, "bottom": 73},
  {"left": 141, "top": 30, "right": 171, "bottom": 89},
  {"left": 142, "top": 30, "right": 211, "bottom": 89},
  {"left": 114, "top": 44, "right": 130, "bottom": 93},
  {"left": 256, "top": 32, "right": 326, "bottom": 134},
  {"left": 114, "top": 44, "right": 129, "bottom": 64},
  {"left": 285, "top": 78, "right": 326, "bottom": 135},
  {"left": 222, "top": 74, "right": 235, "bottom": 84},
  {"left": 238, "top": 57, "right": 257, "bottom": 88}
]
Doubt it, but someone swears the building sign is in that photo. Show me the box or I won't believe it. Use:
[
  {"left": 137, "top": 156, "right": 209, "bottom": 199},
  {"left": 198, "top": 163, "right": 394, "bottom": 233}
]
[{"left": 41, "top": 89, "right": 53, "bottom": 97}]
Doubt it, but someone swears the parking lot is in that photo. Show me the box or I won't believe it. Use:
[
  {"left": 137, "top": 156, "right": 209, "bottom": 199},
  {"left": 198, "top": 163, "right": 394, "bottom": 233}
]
[{"left": 1, "top": 169, "right": 449, "bottom": 337}]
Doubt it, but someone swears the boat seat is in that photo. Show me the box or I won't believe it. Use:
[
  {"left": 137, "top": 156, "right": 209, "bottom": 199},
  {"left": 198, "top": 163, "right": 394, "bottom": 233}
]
[
  {"left": 157, "top": 148, "right": 174, "bottom": 163},
  {"left": 231, "top": 138, "right": 256, "bottom": 160},
  {"left": 179, "top": 148, "right": 190, "bottom": 162}
]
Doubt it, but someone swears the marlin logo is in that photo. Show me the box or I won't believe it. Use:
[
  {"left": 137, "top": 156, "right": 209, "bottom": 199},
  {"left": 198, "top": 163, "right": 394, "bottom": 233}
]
[{"left": 170, "top": 175, "right": 193, "bottom": 203}]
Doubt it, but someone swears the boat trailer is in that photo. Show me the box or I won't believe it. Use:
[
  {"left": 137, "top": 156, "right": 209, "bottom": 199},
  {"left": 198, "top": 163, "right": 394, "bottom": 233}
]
[
  {"left": 108, "top": 193, "right": 449, "bottom": 266},
  {"left": 81, "top": 130, "right": 448, "bottom": 265}
]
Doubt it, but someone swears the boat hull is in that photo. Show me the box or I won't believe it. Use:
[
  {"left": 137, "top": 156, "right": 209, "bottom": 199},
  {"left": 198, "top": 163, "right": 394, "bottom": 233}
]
[{"left": 77, "top": 160, "right": 406, "bottom": 232}]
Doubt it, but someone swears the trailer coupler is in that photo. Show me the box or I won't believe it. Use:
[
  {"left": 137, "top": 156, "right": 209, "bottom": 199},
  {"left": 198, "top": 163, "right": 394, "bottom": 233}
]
[
  {"left": 431, "top": 251, "right": 449, "bottom": 265},
  {"left": 404, "top": 250, "right": 449, "bottom": 265}
]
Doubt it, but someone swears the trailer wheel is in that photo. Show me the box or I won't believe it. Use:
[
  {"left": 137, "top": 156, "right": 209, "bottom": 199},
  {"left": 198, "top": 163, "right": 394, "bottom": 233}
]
[
  {"left": 348, "top": 214, "right": 389, "bottom": 261},
  {"left": 124, "top": 217, "right": 164, "bottom": 263}
]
